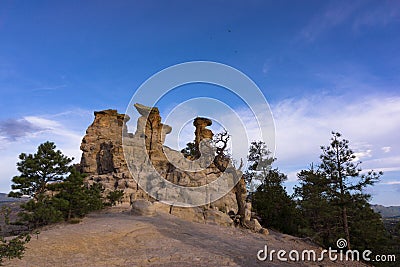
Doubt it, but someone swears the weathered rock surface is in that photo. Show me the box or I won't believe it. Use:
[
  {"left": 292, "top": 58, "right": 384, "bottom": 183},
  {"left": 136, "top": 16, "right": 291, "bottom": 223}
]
[
  {"left": 79, "top": 104, "right": 247, "bottom": 227},
  {"left": 80, "top": 109, "right": 128, "bottom": 175},
  {"left": 131, "top": 200, "right": 234, "bottom": 227},
  {"left": 193, "top": 117, "right": 213, "bottom": 149},
  {"left": 133, "top": 103, "right": 172, "bottom": 151}
]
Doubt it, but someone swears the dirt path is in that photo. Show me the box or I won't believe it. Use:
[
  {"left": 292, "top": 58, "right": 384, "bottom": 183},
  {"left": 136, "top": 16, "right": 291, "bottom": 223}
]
[{"left": 4, "top": 206, "right": 367, "bottom": 267}]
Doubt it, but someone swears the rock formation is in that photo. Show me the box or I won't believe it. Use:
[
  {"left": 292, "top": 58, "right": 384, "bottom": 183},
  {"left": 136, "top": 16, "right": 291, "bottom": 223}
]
[
  {"left": 133, "top": 103, "right": 172, "bottom": 152},
  {"left": 80, "top": 109, "right": 148, "bottom": 202},
  {"left": 79, "top": 104, "right": 258, "bottom": 230},
  {"left": 193, "top": 117, "right": 213, "bottom": 149},
  {"left": 80, "top": 109, "right": 128, "bottom": 175}
]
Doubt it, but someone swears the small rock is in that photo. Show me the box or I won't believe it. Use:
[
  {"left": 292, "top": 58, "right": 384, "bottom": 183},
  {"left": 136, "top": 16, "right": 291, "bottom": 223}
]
[{"left": 260, "top": 228, "right": 269, "bottom": 235}]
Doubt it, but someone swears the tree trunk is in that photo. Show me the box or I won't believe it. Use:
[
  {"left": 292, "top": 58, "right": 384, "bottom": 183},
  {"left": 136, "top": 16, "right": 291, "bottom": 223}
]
[
  {"left": 234, "top": 177, "right": 246, "bottom": 226},
  {"left": 336, "top": 139, "right": 351, "bottom": 250},
  {"left": 342, "top": 206, "right": 351, "bottom": 250}
]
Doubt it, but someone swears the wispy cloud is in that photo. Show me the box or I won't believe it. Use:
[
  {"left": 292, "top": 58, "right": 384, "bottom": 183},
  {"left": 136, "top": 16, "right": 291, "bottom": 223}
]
[
  {"left": 31, "top": 84, "right": 67, "bottom": 92},
  {"left": 300, "top": 1, "right": 361, "bottom": 42},
  {"left": 353, "top": 1, "right": 400, "bottom": 30},
  {"left": 300, "top": 1, "right": 400, "bottom": 42},
  {"left": 0, "top": 118, "right": 46, "bottom": 141}
]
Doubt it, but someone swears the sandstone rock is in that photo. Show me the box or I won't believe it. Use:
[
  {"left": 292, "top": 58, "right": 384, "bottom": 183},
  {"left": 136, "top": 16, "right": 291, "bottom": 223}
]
[
  {"left": 131, "top": 200, "right": 156, "bottom": 216},
  {"left": 193, "top": 117, "right": 213, "bottom": 151},
  {"left": 79, "top": 104, "right": 249, "bottom": 228},
  {"left": 152, "top": 201, "right": 172, "bottom": 214},
  {"left": 249, "top": 218, "right": 263, "bottom": 232},
  {"left": 211, "top": 193, "right": 238, "bottom": 214},
  {"left": 80, "top": 109, "right": 129, "bottom": 175},
  {"left": 260, "top": 227, "right": 269, "bottom": 235},
  {"left": 133, "top": 103, "right": 171, "bottom": 152},
  {"left": 244, "top": 202, "right": 252, "bottom": 222},
  {"left": 204, "top": 209, "right": 233, "bottom": 227},
  {"left": 170, "top": 206, "right": 205, "bottom": 224}
]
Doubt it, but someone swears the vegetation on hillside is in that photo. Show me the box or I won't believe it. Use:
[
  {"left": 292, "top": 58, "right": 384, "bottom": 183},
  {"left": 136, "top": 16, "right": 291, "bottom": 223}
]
[
  {"left": 245, "top": 141, "right": 300, "bottom": 234},
  {"left": 246, "top": 132, "right": 398, "bottom": 266},
  {"left": 0, "top": 206, "right": 31, "bottom": 265},
  {"left": 1, "top": 141, "right": 113, "bottom": 263}
]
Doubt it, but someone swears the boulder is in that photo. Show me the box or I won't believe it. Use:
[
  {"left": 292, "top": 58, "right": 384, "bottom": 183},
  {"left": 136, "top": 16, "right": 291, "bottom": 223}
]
[
  {"left": 152, "top": 201, "right": 172, "bottom": 214},
  {"left": 204, "top": 210, "right": 233, "bottom": 227},
  {"left": 131, "top": 200, "right": 156, "bottom": 216},
  {"left": 170, "top": 206, "right": 205, "bottom": 224},
  {"left": 248, "top": 218, "right": 263, "bottom": 232}
]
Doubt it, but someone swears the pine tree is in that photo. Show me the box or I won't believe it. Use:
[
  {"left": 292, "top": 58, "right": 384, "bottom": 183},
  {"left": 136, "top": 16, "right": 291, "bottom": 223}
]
[
  {"left": 9, "top": 141, "right": 73, "bottom": 201},
  {"left": 49, "top": 169, "right": 104, "bottom": 220},
  {"left": 18, "top": 198, "right": 64, "bottom": 228},
  {"left": 106, "top": 189, "right": 125, "bottom": 206},
  {"left": 252, "top": 168, "right": 300, "bottom": 234},
  {"left": 245, "top": 141, "right": 274, "bottom": 192},
  {"left": 295, "top": 132, "right": 390, "bottom": 257},
  {"left": 9, "top": 142, "right": 73, "bottom": 228},
  {"left": 294, "top": 167, "right": 340, "bottom": 245},
  {"left": 319, "top": 132, "right": 381, "bottom": 249},
  {"left": 0, "top": 209, "right": 31, "bottom": 264},
  {"left": 0, "top": 233, "right": 31, "bottom": 265},
  {"left": 246, "top": 141, "right": 299, "bottom": 234}
]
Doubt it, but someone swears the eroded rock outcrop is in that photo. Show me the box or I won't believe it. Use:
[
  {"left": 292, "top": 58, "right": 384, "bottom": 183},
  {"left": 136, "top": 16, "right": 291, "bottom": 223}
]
[
  {"left": 194, "top": 117, "right": 213, "bottom": 149},
  {"left": 80, "top": 109, "right": 148, "bottom": 202},
  {"left": 80, "top": 109, "right": 127, "bottom": 175},
  {"left": 134, "top": 103, "right": 172, "bottom": 152},
  {"left": 80, "top": 104, "right": 254, "bottom": 229}
]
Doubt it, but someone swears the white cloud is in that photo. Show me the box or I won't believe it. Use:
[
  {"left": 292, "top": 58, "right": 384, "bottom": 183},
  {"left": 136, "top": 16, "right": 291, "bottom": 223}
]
[
  {"left": 213, "top": 94, "right": 397, "bottom": 183},
  {"left": 382, "top": 146, "right": 391, "bottom": 153},
  {"left": 0, "top": 110, "right": 92, "bottom": 193},
  {"left": 361, "top": 156, "right": 400, "bottom": 173},
  {"left": 354, "top": 149, "right": 372, "bottom": 161},
  {"left": 380, "top": 181, "right": 400, "bottom": 185},
  {"left": 271, "top": 95, "right": 400, "bottom": 176}
]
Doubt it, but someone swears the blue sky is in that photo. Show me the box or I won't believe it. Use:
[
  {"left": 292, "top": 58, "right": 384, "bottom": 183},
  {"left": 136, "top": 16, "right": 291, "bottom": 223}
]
[{"left": 1, "top": 0, "right": 399, "bottom": 205}]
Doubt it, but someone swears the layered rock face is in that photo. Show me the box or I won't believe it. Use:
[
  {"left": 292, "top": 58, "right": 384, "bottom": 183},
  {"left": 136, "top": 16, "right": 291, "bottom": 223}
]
[
  {"left": 80, "top": 109, "right": 127, "bottom": 175},
  {"left": 133, "top": 103, "right": 172, "bottom": 152},
  {"left": 80, "top": 104, "right": 247, "bottom": 222},
  {"left": 80, "top": 109, "right": 148, "bottom": 202}
]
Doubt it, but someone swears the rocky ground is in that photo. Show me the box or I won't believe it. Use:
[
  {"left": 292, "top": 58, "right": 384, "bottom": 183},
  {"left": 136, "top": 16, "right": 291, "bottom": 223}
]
[{"left": 3, "top": 204, "right": 369, "bottom": 267}]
